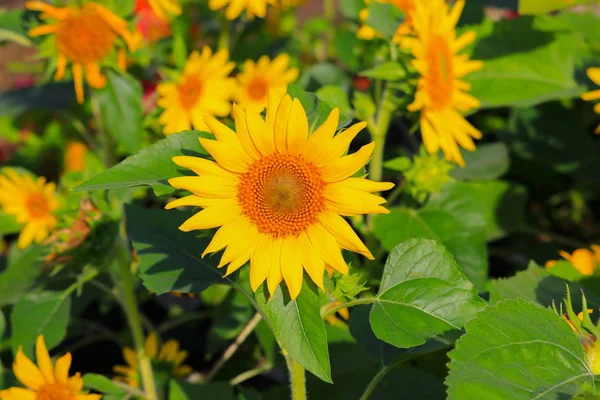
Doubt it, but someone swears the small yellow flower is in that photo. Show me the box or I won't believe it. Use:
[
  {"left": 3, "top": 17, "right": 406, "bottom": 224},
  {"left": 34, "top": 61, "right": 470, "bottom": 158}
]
[
  {"left": 235, "top": 54, "right": 299, "bottom": 113},
  {"left": 113, "top": 333, "right": 192, "bottom": 388},
  {"left": 209, "top": 0, "right": 277, "bottom": 20},
  {"left": 581, "top": 67, "right": 600, "bottom": 134},
  {"left": 166, "top": 93, "right": 394, "bottom": 299},
  {"left": 401, "top": 0, "right": 483, "bottom": 166},
  {"left": 26, "top": 1, "right": 137, "bottom": 104},
  {"left": 157, "top": 47, "right": 236, "bottom": 134},
  {"left": 545, "top": 246, "right": 600, "bottom": 276},
  {"left": 148, "top": 0, "right": 181, "bottom": 20},
  {"left": 0, "top": 169, "right": 59, "bottom": 249},
  {"left": 0, "top": 335, "right": 101, "bottom": 400},
  {"left": 64, "top": 141, "right": 87, "bottom": 173}
]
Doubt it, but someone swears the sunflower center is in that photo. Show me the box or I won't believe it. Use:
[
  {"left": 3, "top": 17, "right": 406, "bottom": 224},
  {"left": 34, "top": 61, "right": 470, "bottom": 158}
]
[
  {"left": 247, "top": 78, "right": 269, "bottom": 101},
  {"left": 26, "top": 193, "right": 50, "bottom": 219},
  {"left": 238, "top": 153, "right": 325, "bottom": 238},
  {"left": 178, "top": 76, "right": 204, "bottom": 110},
  {"left": 55, "top": 8, "right": 116, "bottom": 64},
  {"left": 426, "top": 34, "right": 454, "bottom": 110},
  {"left": 36, "top": 383, "right": 74, "bottom": 400}
]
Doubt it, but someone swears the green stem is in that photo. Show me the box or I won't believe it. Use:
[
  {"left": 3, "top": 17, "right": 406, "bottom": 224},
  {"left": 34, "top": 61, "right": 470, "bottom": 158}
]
[
  {"left": 324, "top": 0, "right": 336, "bottom": 58},
  {"left": 218, "top": 19, "right": 231, "bottom": 52},
  {"left": 115, "top": 241, "right": 158, "bottom": 400},
  {"left": 287, "top": 357, "right": 307, "bottom": 400},
  {"left": 321, "top": 297, "right": 376, "bottom": 319},
  {"left": 359, "top": 360, "right": 402, "bottom": 400}
]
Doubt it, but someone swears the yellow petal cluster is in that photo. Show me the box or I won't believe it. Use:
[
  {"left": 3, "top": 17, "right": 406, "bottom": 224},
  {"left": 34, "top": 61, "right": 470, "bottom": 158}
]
[
  {"left": 149, "top": 0, "right": 181, "bottom": 20},
  {"left": 209, "top": 0, "right": 277, "bottom": 20},
  {"left": 167, "top": 92, "right": 394, "bottom": 299},
  {"left": 401, "top": 0, "right": 483, "bottom": 166},
  {"left": 0, "top": 335, "right": 101, "bottom": 400},
  {"left": 113, "top": 333, "right": 192, "bottom": 388},
  {"left": 26, "top": 1, "right": 137, "bottom": 103},
  {"left": 581, "top": 67, "right": 600, "bottom": 134},
  {"left": 0, "top": 169, "right": 59, "bottom": 249},
  {"left": 545, "top": 245, "right": 600, "bottom": 276}
]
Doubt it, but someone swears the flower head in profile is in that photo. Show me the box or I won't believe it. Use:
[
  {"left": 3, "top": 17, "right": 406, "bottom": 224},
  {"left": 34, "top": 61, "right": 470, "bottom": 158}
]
[
  {"left": 26, "top": 1, "right": 137, "bottom": 104},
  {"left": 167, "top": 93, "right": 394, "bottom": 299},
  {"left": 209, "top": 0, "right": 277, "bottom": 20},
  {"left": 0, "top": 168, "right": 59, "bottom": 249},
  {"left": 401, "top": 0, "right": 483, "bottom": 166},
  {"left": 235, "top": 54, "right": 299, "bottom": 113},
  {"left": 157, "top": 47, "right": 236, "bottom": 134},
  {"left": 581, "top": 67, "right": 600, "bottom": 134},
  {"left": 0, "top": 335, "right": 101, "bottom": 400},
  {"left": 113, "top": 333, "right": 192, "bottom": 388},
  {"left": 545, "top": 245, "right": 600, "bottom": 276}
]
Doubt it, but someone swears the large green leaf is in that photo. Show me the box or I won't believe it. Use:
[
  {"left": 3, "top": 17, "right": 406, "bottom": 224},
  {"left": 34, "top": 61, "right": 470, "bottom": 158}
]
[
  {"left": 169, "top": 380, "right": 234, "bottom": 400},
  {"left": 95, "top": 71, "right": 144, "bottom": 155},
  {"left": 256, "top": 281, "right": 332, "bottom": 383},
  {"left": 125, "top": 205, "right": 223, "bottom": 294},
  {"left": 519, "top": 0, "right": 598, "bottom": 15},
  {"left": 11, "top": 291, "right": 71, "bottom": 357},
  {"left": 467, "top": 16, "right": 586, "bottom": 108},
  {"left": 447, "top": 299, "right": 595, "bottom": 399},
  {"left": 490, "top": 262, "right": 600, "bottom": 309},
  {"left": 76, "top": 131, "right": 210, "bottom": 196},
  {"left": 0, "top": 244, "right": 45, "bottom": 305},
  {"left": 369, "top": 239, "right": 486, "bottom": 348},
  {"left": 373, "top": 208, "right": 488, "bottom": 290},
  {"left": 0, "top": 211, "right": 22, "bottom": 236}
]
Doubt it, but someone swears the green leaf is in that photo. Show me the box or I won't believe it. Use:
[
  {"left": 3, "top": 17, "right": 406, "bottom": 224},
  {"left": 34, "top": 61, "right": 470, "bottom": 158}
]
[
  {"left": 490, "top": 262, "right": 599, "bottom": 308},
  {"left": 11, "top": 291, "right": 71, "bottom": 357},
  {"left": 451, "top": 143, "right": 509, "bottom": 181},
  {"left": 447, "top": 299, "right": 594, "bottom": 399},
  {"left": 75, "top": 131, "right": 209, "bottom": 196},
  {"left": 369, "top": 239, "right": 486, "bottom": 348},
  {"left": 519, "top": 0, "right": 598, "bottom": 15},
  {"left": 365, "top": 2, "right": 403, "bottom": 39},
  {"left": 315, "top": 86, "right": 351, "bottom": 117},
  {"left": 256, "top": 281, "right": 332, "bottom": 383},
  {"left": 0, "top": 309, "right": 5, "bottom": 339},
  {"left": 126, "top": 205, "right": 223, "bottom": 294},
  {"left": 0, "top": 211, "right": 22, "bottom": 235},
  {"left": 169, "top": 380, "right": 234, "bottom": 400},
  {"left": 360, "top": 62, "right": 406, "bottom": 81},
  {"left": 288, "top": 84, "right": 350, "bottom": 130},
  {"left": 373, "top": 208, "right": 488, "bottom": 290},
  {"left": 0, "top": 244, "right": 45, "bottom": 305},
  {"left": 95, "top": 71, "right": 144, "bottom": 155},
  {"left": 467, "top": 17, "right": 586, "bottom": 108},
  {"left": 0, "top": 9, "right": 31, "bottom": 47},
  {"left": 339, "top": 0, "right": 365, "bottom": 18},
  {"left": 83, "top": 374, "right": 127, "bottom": 395}
]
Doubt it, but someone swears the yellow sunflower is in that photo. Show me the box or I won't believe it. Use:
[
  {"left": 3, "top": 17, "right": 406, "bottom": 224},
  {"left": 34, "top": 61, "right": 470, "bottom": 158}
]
[
  {"left": 148, "top": 0, "right": 182, "bottom": 20},
  {"left": 235, "top": 54, "right": 299, "bottom": 113},
  {"left": 166, "top": 93, "right": 394, "bottom": 299},
  {"left": 209, "top": 0, "right": 277, "bottom": 20},
  {"left": 581, "top": 67, "right": 600, "bottom": 134},
  {"left": 113, "top": 333, "right": 192, "bottom": 388},
  {"left": 157, "top": 47, "right": 236, "bottom": 134},
  {"left": 0, "top": 335, "right": 101, "bottom": 400},
  {"left": 0, "top": 169, "right": 59, "bottom": 249},
  {"left": 26, "top": 1, "right": 137, "bottom": 104},
  {"left": 401, "top": 0, "right": 483, "bottom": 166}
]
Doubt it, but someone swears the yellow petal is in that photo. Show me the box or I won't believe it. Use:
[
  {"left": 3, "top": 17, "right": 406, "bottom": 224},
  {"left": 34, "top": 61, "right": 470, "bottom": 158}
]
[
  {"left": 145, "top": 333, "right": 158, "bottom": 359},
  {"left": 250, "top": 235, "right": 274, "bottom": 291},
  {"left": 297, "top": 232, "right": 325, "bottom": 290},
  {"left": 165, "top": 195, "right": 221, "bottom": 210},
  {"left": 303, "top": 108, "right": 339, "bottom": 163},
  {"left": 273, "top": 95, "right": 293, "bottom": 152},
  {"left": 267, "top": 240, "right": 284, "bottom": 297},
  {"left": 335, "top": 178, "right": 395, "bottom": 193},
  {"left": 286, "top": 99, "right": 309, "bottom": 154},
  {"left": 281, "top": 238, "right": 303, "bottom": 299},
  {"left": 245, "top": 111, "right": 275, "bottom": 156},
  {"left": 0, "top": 387, "right": 36, "bottom": 400},
  {"left": 313, "top": 122, "right": 367, "bottom": 167},
  {"left": 233, "top": 105, "right": 261, "bottom": 160},
  {"left": 321, "top": 142, "right": 375, "bottom": 182},
  {"left": 13, "top": 347, "right": 44, "bottom": 390},
  {"left": 35, "top": 335, "right": 55, "bottom": 383},
  {"left": 179, "top": 200, "right": 240, "bottom": 231},
  {"left": 199, "top": 138, "right": 251, "bottom": 174},
  {"left": 54, "top": 353, "right": 72, "bottom": 384},
  {"left": 307, "top": 224, "right": 349, "bottom": 274},
  {"left": 123, "top": 348, "right": 138, "bottom": 368},
  {"left": 318, "top": 212, "right": 373, "bottom": 259},
  {"left": 168, "top": 176, "right": 238, "bottom": 198}
]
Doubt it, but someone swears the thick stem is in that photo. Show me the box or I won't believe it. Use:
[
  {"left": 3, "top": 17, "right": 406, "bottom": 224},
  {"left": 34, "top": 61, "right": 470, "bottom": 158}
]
[
  {"left": 116, "top": 241, "right": 158, "bottom": 400},
  {"left": 218, "top": 19, "right": 231, "bottom": 52},
  {"left": 287, "top": 357, "right": 307, "bottom": 400}
]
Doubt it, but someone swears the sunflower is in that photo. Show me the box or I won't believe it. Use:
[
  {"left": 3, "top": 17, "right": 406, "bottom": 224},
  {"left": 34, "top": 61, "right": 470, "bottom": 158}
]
[
  {"left": 401, "top": 0, "right": 483, "bottom": 166},
  {"left": 209, "top": 0, "right": 277, "bottom": 20},
  {"left": 545, "top": 245, "right": 600, "bottom": 276},
  {"left": 235, "top": 54, "right": 299, "bottom": 113},
  {"left": 26, "top": 1, "right": 137, "bottom": 104},
  {"left": 581, "top": 67, "right": 600, "bottom": 134},
  {"left": 0, "top": 169, "right": 59, "bottom": 249},
  {"left": 157, "top": 47, "right": 236, "bottom": 134},
  {"left": 0, "top": 335, "right": 101, "bottom": 400},
  {"left": 113, "top": 333, "right": 192, "bottom": 388},
  {"left": 166, "top": 93, "right": 394, "bottom": 299},
  {"left": 148, "top": 0, "right": 181, "bottom": 20}
]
